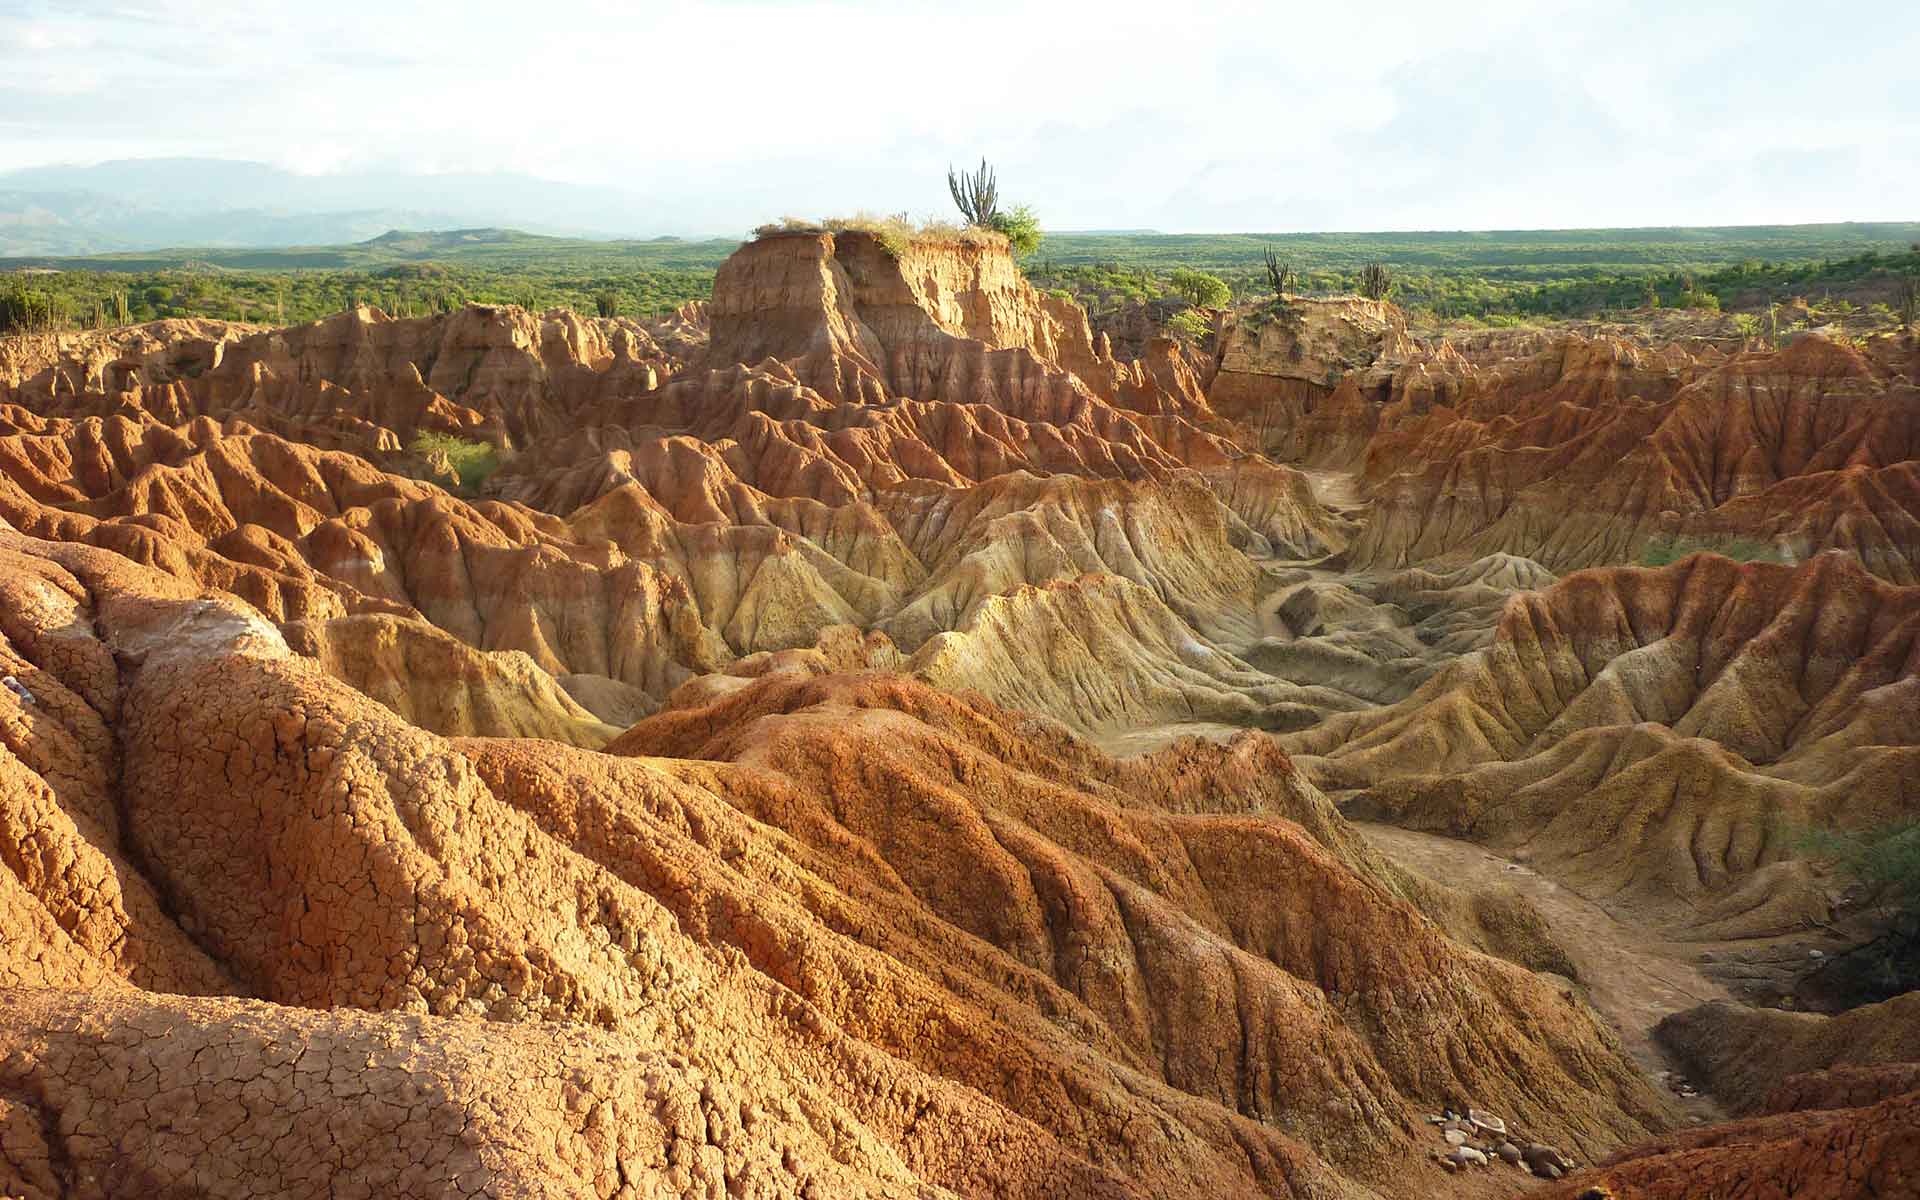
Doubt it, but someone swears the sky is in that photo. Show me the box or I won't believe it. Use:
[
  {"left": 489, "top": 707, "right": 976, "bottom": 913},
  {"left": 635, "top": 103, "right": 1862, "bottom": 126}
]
[{"left": 2, "top": 0, "right": 1916, "bottom": 235}]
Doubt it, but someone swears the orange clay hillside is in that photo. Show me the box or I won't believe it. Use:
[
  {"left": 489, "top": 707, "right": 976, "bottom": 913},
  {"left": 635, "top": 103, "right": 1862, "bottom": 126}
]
[
  {"left": 0, "top": 532, "right": 1670, "bottom": 1197},
  {"left": 1, "top": 228, "right": 1917, "bottom": 1198}
]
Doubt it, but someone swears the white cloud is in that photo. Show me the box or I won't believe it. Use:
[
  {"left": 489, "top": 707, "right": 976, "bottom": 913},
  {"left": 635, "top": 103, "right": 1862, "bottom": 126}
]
[{"left": 0, "top": 0, "right": 1914, "bottom": 232}]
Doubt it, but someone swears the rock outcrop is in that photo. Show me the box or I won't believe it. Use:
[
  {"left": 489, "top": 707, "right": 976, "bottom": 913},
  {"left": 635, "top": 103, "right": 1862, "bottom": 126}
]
[
  {"left": 1208, "top": 296, "right": 1421, "bottom": 464},
  {"left": 1654, "top": 991, "right": 1920, "bottom": 1113},
  {"left": 1346, "top": 333, "right": 1920, "bottom": 581}
]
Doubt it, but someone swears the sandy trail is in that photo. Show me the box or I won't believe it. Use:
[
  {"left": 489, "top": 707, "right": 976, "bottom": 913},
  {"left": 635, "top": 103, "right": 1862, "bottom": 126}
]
[{"left": 1091, "top": 722, "right": 1244, "bottom": 757}]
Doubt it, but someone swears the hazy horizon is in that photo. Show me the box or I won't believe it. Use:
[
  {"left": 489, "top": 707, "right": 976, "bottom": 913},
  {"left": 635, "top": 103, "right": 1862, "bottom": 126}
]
[
  {"left": 4, "top": 0, "right": 1917, "bottom": 239},
  {"left": 18, "top": 154, "right": 1920, "bottom": 243},
  {"left": 17, "top": 155, "right": 1920, "bottom": 238}
]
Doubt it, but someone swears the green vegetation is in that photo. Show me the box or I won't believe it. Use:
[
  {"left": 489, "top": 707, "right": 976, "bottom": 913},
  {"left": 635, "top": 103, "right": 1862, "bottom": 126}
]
[
  {"left": 1165, "top": 309, "right": 1212, "bottom": 343},
  {"left": 1022, "top": 224, "right": 1920, "bottom": 326},
  {"left": 0, "top": 280, "right": 64, "bottom": 333},
  {"left": 1794, "top": 820, "right": 1920, "bottom": 1002},
  {"left": 1638, "top": 535, "right": 1786, "bottom": 567},
  {"left": 7, "top": 221, "right": 1920, "bottom": 338},
  {"left": 1802, "top": 821, "right": 1920, "bottom": 917},
  {"left": 1168, "top": 268, "right": 1231, "bottom": 308},
  {"left": 0, "top": 228, "right": 722, "bottom": 331},
  {"left": 947, "top": 159, "right": 1043, "bottom": 256},
  {"left": 1, "top": 263, "right": 710, "bottom": 332},
  {"left": 1023, "top": 223, "right": 1920, "bottom": 272},
  {"left": 989, "top": 205, "right": 1042, "bottom": 256},
  {"left": 411, "top": 431, "right": 502, "bottom": 494}
]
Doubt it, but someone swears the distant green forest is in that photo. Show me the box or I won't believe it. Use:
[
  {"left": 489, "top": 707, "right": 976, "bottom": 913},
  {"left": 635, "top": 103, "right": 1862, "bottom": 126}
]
[
  {"left": 4, "top": 222, "right": 1918, "bottom": 332},
  {"left": 0, "top": 229, "right": 732, "bottom": 328},
  {"left": 1025, "top": 223, "right": 1920, "bottom": 321}
]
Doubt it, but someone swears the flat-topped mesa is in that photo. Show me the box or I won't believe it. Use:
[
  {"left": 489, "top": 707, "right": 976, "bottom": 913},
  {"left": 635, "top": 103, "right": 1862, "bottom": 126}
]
[
  {"left": 705, "top": 229, "right": 1213, "bottom": 420},
  {"left": 1208, "top": 295, "right": 1424, "bottom": 463}
]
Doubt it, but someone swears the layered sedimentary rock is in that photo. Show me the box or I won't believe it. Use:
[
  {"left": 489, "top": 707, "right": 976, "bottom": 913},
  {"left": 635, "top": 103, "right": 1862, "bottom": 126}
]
[
  {"left": 1541, "top": 1090, "right": 1919, "bottom": 1200},
  {"left": 1284, "top": 553, "right": 1920, "bottom": 939},
  {"left": 1346, "top": 333, "right": 1920, "bottom": 580},
  {"left": 1207, "top": 297, "right": 1421, "bottom": 465},
  {"left": 0, "top": 528, "right": 1678, "bottom": 1198},
  {"left": 1654, "top": 991, "right": 1920, "bottom": 1113},
  {"left": 0, "top": 235, "right": 1360, "bottom": 744},
  {"left": 1208, "top": 297, "right": 1920, "bottom": 584},
  {"left": 0, "top": 303, "right": 683, "bottom": 460}
]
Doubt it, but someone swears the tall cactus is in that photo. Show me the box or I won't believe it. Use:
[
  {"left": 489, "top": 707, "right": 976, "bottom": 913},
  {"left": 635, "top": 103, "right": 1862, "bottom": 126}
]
[
  {"left": 1359, "top": 262, "right": 1393, "bottom": 301},
  {"left": 1263, "top": 247, "right": 1296, "bottom": 298},
  {"left": 947, "top": 158, "right": 1000, "bottom": 226}
]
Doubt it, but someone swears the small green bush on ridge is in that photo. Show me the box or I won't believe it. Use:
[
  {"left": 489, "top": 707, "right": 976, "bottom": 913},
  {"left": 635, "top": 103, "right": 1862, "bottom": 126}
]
[{"left": 411, "top": 431, "right": 502, "bottom": 494}]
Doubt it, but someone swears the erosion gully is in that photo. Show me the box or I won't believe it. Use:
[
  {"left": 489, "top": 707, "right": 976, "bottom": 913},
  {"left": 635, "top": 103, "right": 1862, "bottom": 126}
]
[{"left": 1100, "top": 466, "right": 1735, "bottom": 1124}]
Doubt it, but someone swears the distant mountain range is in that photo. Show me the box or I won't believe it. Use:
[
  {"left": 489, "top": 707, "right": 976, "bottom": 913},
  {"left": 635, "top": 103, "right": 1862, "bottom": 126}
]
[{"left": 0, "top": 158, "right": 693, "bottom": 256}]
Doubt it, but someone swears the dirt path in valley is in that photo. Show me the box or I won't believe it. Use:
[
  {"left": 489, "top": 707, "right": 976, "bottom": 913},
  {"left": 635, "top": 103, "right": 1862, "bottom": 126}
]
[{"left": 1355, "top": 822, "right": 1731, "bottom": 1121}]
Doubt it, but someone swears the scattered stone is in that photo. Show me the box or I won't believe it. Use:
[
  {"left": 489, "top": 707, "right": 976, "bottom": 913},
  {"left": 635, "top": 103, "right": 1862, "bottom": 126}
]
[
  {"left": 1451, "top": 1146, "right": 1489, "bottom": 1168},
  {"left": 1444, "top": 1129, "right": 1468, "bottom": 1146},
  {"left": 2, "top": 675, "right": 33, "bottom": 705},
  {"left": 1439, "top": 1157, "right": 1459, "bottom": 1174},
  {"left": 1537, "top": 1162, "right": 1563, "bottom": 1181},
  {"left": 1467, "top": 1108, "right": 1507, "bottom": 1137},
  {"left": 1809, "top": 949, "right": 1825, "bottom": 959},
  {"left": 1496, "top": 1142, "right": 1522, "bottom": 1165}
]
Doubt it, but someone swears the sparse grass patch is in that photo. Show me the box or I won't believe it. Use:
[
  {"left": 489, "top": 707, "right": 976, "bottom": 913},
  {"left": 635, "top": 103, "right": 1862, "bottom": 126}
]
[
  {"left": 1638, "top": 534, "right": 1785, "bottom": 567},
  {"left": 750, "top": 213, "right": 1007, "bottom": 259}
]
